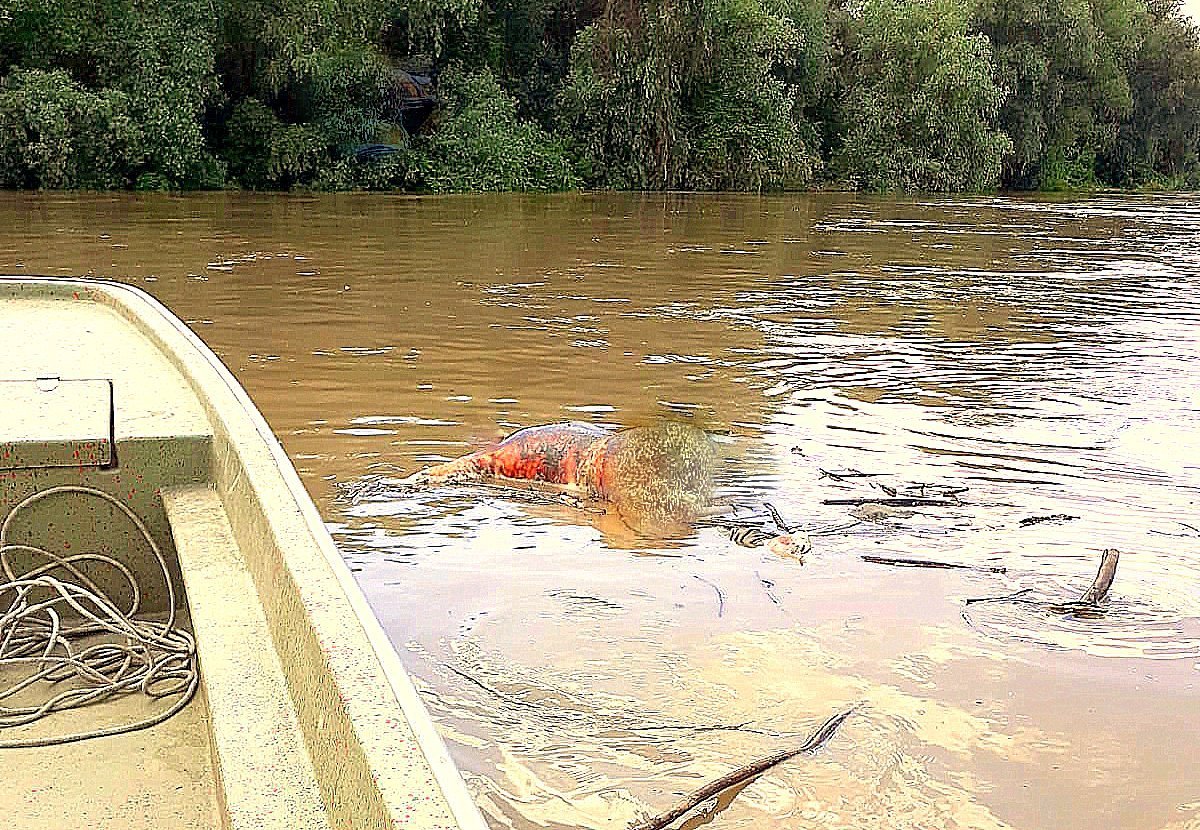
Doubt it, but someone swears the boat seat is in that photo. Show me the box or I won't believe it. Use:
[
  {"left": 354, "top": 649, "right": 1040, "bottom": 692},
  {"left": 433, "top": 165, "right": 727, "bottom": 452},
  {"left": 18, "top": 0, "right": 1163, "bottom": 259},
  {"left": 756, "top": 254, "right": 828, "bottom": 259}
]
[
  {"left": 161, "top": 485, "right": 331, "bottom": 830},
  {"left": 0, "top": 378, "right": 114, "bottom": 470}
]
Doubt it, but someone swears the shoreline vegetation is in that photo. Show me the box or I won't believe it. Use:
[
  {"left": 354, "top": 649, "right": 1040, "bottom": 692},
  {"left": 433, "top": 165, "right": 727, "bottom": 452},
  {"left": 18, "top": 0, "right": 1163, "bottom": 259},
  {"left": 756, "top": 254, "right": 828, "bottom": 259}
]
[{"left": 1, "top": 0, "right": 1198, "bottom": 194}]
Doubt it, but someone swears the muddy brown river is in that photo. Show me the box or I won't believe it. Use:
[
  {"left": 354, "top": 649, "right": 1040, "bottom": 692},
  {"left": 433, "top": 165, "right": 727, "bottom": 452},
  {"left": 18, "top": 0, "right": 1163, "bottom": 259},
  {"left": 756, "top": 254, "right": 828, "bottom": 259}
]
[{"left": 2, "top": 192, "right": 1199, "bottom": 829}]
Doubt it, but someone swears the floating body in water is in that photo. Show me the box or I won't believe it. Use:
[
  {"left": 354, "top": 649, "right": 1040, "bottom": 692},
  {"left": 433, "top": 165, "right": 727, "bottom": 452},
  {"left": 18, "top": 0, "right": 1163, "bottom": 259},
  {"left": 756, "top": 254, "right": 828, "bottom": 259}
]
[
  {"left": 401, "top": 421, "right": 806, "bottom": 556},
  {"left": 401, "top": 421, "right": 714, "bottom": 521}
]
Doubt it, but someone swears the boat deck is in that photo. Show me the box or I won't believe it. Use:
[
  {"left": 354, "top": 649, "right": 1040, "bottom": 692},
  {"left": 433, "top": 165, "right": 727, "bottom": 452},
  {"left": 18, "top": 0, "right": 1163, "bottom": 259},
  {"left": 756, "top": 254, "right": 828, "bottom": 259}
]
[
  {"left": 0, "top": 295, "right": 211, "bottom": 440},
  {"left": 2, "top": 649, "right": 221, "bottom": 830},
  {"left": 0, "top": 291, "right": 222, "bottom": 827}
]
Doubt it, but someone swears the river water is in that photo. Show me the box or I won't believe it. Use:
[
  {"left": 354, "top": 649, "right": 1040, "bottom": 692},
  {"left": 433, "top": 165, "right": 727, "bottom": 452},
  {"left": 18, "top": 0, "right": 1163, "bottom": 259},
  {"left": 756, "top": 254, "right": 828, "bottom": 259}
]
[{"left": 2, "top": 192, "right": 1199, "bottom": 829}]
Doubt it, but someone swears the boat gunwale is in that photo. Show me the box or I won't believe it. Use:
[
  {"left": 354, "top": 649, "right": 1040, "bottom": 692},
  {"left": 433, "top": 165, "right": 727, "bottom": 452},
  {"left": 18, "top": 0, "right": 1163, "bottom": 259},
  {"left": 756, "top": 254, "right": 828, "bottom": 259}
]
[{"left": 0, "top": 275, "right": 487, "bottom": 830}]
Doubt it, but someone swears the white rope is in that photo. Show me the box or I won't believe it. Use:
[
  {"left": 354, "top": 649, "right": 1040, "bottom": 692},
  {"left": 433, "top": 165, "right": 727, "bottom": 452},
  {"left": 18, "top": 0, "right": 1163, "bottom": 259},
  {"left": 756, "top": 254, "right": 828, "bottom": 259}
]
[{"left": 0, "top": 486, "right": 198, "bottom": 748}]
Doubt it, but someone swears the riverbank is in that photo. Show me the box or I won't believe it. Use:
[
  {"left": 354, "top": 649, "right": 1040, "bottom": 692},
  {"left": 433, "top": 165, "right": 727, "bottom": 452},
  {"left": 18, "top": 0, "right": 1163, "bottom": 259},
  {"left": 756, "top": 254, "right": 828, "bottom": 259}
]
[{"left": 3, "top": 0, "right": 1199, "bottom": 195}]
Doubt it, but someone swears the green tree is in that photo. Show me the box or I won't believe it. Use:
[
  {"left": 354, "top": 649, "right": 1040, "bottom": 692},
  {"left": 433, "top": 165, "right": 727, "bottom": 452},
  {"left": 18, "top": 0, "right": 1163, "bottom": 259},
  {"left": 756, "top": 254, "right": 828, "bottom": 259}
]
[
  {"left": 685, "top": 0, "right": 827, "bottom": 190},
  {"left": 558, "top": 0, "right": 703, "bottom": 188},
  {"left": 411, "top": 65, "right": 580, "bottom": 190},
  {"left": 1, "top": 0, "right": 1198, "bottom": 192},
  {"left": 972, "top": 0, "right": 1140, "bottom": 189},
  {"left": 0, "top": 68, "right": 140, "bottom": 188},
  {"left": 559, "top": 0, "right": 829, "bottom": 190},
  {"left": 1099, "top": 0, "right": 1200, "bottom": 185},
  {"left": 0, "top": 0, "right": 223, "bottom": 188},
  {"left": 214, "top": 0, "right": 401, "bottom": 187},
  {"left": 832, "top": 0, "right": 1010, "bottom": 191}
]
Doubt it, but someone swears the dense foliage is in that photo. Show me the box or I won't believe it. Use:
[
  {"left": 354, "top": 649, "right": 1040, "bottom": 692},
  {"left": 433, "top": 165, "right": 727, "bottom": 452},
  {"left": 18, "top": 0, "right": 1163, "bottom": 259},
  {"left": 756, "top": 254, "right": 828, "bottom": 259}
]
[
  {"left": 831, "top": 0, "right": 1011, "bottom": 191},
  {"left": 0, "top": 0, "right": 1198, "bottom": 191}
]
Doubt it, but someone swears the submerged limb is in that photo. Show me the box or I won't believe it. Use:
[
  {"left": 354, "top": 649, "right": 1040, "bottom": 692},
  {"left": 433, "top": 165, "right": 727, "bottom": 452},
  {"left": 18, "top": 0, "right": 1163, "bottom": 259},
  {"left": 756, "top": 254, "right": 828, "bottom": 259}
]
[
  {"left": 823, "top": 497, "right": 962, "bottom": 508},
  {"left": 964, "top": 588, "right": 1036, "bottom": 606},
  {"left": 763, "top": 502, "right": 794, "bottom": 533},
  {"left": 693, "top": 575, "right": 726, "bottom": 617},
  {"left": 1079, "top": 549, "right": 1120, "bottom": 604},
  {"left": 962, "top": 550, "right": 1122, "bottom": 622}
]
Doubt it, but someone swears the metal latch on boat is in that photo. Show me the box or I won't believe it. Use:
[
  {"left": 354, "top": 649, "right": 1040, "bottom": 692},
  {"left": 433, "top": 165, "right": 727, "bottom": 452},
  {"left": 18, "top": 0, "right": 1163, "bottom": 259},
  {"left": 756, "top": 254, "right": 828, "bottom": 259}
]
[{"left": 0, "top": 378, "right": 114, "bottom": 470}]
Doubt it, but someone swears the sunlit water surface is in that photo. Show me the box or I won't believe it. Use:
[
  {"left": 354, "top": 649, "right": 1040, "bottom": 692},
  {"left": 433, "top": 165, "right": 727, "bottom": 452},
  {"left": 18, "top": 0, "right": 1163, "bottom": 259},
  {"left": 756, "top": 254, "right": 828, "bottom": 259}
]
[{"left": 3, "top": 192, "right": 1199, "bottom": 829}]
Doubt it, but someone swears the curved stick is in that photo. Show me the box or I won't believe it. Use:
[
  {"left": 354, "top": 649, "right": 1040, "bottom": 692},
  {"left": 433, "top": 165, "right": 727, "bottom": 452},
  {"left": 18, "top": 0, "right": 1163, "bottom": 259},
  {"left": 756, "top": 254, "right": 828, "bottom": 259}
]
[
  {"left": 1079, "top": 549, "right": 1120, "bottom": 604},
  {"left": 629, "top": 707, "right": 856, "bottom": 830}
]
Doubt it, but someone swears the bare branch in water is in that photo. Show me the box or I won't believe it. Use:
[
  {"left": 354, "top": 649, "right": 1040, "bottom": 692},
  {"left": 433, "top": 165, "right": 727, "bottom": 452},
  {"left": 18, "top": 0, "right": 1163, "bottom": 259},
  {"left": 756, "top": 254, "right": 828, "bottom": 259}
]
[
  {"left": 965, "top": 588, "right": 1036, "bottom": 606},
  {"left": 1149, "top": 522, "right": 1200, "bottom": 538},
  {"left": 804, "top": 519, "right": 863, "bottom": 537},
  {"left": 755, "top": 571, "right": 782, "bottom": 607},
  {"left": 693, "top": 575, "right": 726, "bottom": 617},
  {"left": 818, "top": 468, "right": 881, "bottom": 481},
  {"left": 628, "top": 707, "right": 858, "bottom": 830},
  {"left": 1018, "top": 514, "right": 1079, "bottom": 527},
  {"left": 1079, "top": 549, "right": 1120, "bottom": 604},
  {"left": 963, "top": 550, "right": 1121, "bottom": 618},
  {"left": 862, "top": 555, "right": 1006, "bottom": 574},
  {"left": 763, "top": 502, "right": 794, "bottom": 533},
  {"left": 442, "top": 663, "right": 801, "bottom": 739},
  {"left": 823, "top": 497, "right": 961, "bottom": 507},
  {"left": 901, "top": 482, "right": 970, "bottom": 498}
]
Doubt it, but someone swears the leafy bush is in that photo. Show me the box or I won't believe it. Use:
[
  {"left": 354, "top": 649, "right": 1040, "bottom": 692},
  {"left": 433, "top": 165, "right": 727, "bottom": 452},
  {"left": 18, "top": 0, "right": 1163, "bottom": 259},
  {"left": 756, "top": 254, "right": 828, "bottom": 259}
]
[
  {"left": 0, "top": 69, "right": 141, "bottom": 188},
  {"left": 414, "top": 66, "right": 578, "bottom": 191},
  {"left": 559, "top": 20, "right": 692, "bottom": 189},
  {"left": 972, "top": 0, "right": 1137, "bottom": 188},
  {"left": 560, "top": 0, "right": 829, "bottom": 190},
  {"left": 103, "top": 0, "right": 225, "bottom": 188},
  {"left": 222, "top": 98, "right": 330, "bottom": 189},
  {"left": 0, "top": 0, "right": 224, "bottom": 189},
  {"left": 685, "top": 0, "right": 826, "bottom": 190},
  {"left": 1097, "top": 0, "right": 1200, "bottom": 186},
  {"left": 833, "top": 0, "right": 1011, "bottom": 191},
  {"left": 1038, "top": 144, "right": 1100, "bottom": 190}
]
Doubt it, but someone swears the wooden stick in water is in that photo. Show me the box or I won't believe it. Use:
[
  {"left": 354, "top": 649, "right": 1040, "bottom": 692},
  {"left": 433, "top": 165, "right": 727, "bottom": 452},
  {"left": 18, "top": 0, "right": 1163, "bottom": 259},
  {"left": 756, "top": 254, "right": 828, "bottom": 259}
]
[
  {"left": 763, "top": 502, "right": 795, "bottom": 533},
  {"left": 963, "top": 550, "right": 1121, "bottom": 613},
  {"left": 822, "top": 497, "right": 960, "bottom": 507},
  {"left": 862, "top": 555, "right": 1006, "bottom": 574},
  {"left": 629, "top": 707, "right": 856, "bottom": 830},
  {"left": 1079, "top": 549, "right": 1120, "bottom": 604}
]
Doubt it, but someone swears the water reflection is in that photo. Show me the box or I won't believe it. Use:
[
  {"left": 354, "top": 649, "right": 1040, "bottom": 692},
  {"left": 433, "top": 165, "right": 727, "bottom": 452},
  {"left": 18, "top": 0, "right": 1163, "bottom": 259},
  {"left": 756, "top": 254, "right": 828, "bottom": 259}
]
[{"left": 2, "top": 191, "right": 1199, "bottom": 829}]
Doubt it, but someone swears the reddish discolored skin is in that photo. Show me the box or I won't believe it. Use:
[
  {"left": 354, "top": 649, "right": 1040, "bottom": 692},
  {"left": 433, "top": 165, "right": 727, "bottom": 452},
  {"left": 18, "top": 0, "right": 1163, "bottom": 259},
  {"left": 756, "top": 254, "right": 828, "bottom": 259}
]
[
  {"left": 425, "top": 424, "right": 801, "bottom": 553},
  {"left": 402, "top": 422, "right": 620, "bottom": 498},
  {"left": 466, "top": 423, "right": 605, "bottom": 484},
  {"left": 403, "top": 420, "right": 720, "bottom": 532}
]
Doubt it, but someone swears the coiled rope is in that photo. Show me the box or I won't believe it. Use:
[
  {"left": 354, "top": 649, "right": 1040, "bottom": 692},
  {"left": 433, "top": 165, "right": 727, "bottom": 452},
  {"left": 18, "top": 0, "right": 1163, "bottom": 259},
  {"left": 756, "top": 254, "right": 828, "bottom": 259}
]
[{"left": 0, "top": 486, "right": 198, "bottom": 748}]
